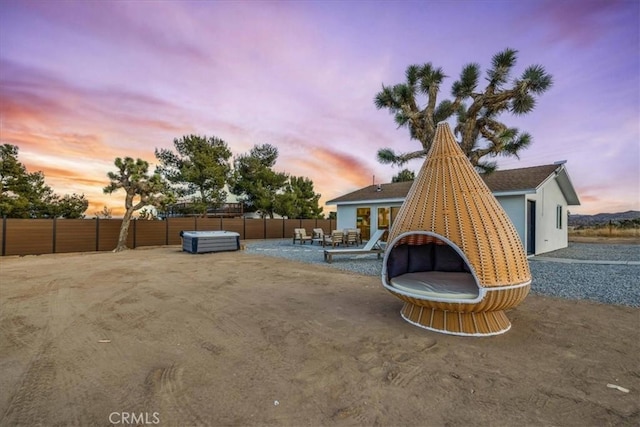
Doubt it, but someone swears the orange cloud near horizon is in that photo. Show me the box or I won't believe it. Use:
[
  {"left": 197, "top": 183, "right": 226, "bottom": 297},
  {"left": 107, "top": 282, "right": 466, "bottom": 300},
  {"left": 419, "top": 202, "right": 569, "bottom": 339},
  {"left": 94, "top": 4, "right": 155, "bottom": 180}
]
[{"left": 11, "top": 135, "right": 637, "bottom": 220}]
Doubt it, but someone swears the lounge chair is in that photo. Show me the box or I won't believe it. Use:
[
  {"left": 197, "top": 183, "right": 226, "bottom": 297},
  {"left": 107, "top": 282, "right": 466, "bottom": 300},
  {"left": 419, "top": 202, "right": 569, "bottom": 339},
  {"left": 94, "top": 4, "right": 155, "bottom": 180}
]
[
  {"left": 324, "top": 229, "right": 386, "bottom": 263},
  {"left": 381, "top": 122, "right": 531, "bottom": 336},
  {"left": 292, "top": 228, "right": 312, "bottom": 245}
]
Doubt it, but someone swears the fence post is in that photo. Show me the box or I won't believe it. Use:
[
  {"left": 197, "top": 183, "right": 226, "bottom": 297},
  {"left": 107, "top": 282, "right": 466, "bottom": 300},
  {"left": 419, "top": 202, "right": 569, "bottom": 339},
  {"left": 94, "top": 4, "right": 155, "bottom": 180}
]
[
  {"left": 52, "top": 218, "right": 57, "bottom": 254},
  {"left": 1, "top": 216, "right": 6, "bottom": 256},
  {"left": 165, "top": 219, "right": 169, "bottom": 245},
  {"left": 95, "top": 217, "right": 100, "bottom": 252},
  {"left": 133, "top": 219, "right": 137, "bottom": 248}
]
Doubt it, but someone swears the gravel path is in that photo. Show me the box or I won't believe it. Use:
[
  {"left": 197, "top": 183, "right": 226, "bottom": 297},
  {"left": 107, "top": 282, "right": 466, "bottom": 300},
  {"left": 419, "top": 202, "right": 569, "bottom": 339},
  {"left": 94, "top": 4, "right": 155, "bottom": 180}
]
[{"left": 244, "top": 239, "right": 640, "bottom": 307}]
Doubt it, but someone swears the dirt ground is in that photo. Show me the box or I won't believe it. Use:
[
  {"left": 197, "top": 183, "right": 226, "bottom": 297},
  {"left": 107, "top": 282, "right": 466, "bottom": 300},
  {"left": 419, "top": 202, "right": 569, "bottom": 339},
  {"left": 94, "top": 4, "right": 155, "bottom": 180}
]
[
  {"left": 0, "top": 246, "right": 638, "bottom": 426},
  {"left": 569, "top": 235, "right": 640, "bottom": 245}
]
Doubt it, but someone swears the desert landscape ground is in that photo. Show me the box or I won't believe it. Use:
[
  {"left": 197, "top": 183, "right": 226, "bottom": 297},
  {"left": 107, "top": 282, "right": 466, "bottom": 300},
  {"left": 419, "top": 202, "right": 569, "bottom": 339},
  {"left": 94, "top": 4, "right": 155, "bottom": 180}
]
[
  {"left": 0, "top": 245, "right": 638, "bottom": 426},
  {"left": 568, "top": 235, "right": 639, "bottom": 245}
]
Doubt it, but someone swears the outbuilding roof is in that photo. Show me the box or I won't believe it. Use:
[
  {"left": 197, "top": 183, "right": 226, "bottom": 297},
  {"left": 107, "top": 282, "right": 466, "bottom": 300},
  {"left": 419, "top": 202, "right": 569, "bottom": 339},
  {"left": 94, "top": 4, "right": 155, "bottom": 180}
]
[{"left": 327, "top": 163, "right": 580, "bottom": 205}]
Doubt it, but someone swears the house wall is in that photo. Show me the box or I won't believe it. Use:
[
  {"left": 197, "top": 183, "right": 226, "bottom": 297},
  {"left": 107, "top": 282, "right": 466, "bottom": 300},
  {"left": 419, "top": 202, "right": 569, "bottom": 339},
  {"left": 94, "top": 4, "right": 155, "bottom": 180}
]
[
  {"left": 529, "top": 178, "right": 569, "bottom": 255},
  {"left": 496, "top": 195, "right": 526, "bottom": 247},
  {"left": 337, "top": 200, "right": 527, "bottom": 244},
  {"left": 336, "top": 205, "right": 358, "bottom": 231},
  {"left": 338, "top": 200, "right": 527, "bottom": 243}
]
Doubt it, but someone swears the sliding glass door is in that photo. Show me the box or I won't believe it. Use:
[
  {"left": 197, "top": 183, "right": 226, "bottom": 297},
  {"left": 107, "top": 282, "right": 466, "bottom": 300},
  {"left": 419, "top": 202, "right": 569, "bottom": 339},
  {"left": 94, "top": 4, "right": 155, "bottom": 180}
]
[{"left": 356, "top": 208, "right": 371, "bottom": 240}]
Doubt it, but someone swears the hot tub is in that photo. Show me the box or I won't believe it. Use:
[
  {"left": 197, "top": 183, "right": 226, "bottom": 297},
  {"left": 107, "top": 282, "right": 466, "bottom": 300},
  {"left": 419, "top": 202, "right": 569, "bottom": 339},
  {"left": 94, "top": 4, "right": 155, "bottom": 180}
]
[{"left": 180, "top": 231, "right": 240, "bottom": 254}]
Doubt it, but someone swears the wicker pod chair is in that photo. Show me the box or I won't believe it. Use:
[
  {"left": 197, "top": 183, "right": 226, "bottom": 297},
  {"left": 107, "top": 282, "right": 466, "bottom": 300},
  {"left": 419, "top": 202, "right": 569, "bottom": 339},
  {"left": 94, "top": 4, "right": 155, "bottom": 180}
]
[{"left": 381, "top": 122, "right": 531, "bottom": 336}]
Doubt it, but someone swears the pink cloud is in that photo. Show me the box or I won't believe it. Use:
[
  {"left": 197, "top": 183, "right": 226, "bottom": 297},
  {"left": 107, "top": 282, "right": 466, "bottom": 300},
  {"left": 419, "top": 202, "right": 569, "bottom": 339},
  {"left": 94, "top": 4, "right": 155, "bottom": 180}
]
[
  {"left": 9, "top": 1, "right": 209, "bottom": 62},
  {"left": 526, "top": 0, "right": 637, "bottom": 47}
]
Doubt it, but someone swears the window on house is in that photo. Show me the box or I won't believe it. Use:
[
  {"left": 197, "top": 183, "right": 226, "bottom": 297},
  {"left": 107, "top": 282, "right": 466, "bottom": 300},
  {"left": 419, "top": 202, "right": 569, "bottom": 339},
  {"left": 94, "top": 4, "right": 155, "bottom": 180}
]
[{"left": 556, "top": 205, "right": 563, "bottom": 229}]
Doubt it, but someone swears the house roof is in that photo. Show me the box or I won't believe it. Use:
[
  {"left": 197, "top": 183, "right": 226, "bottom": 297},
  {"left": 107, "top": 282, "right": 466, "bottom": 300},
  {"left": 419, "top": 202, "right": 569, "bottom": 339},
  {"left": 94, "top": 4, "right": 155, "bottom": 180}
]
[{"left": 326, "top": 163, "right": 580, "bottom": 205}]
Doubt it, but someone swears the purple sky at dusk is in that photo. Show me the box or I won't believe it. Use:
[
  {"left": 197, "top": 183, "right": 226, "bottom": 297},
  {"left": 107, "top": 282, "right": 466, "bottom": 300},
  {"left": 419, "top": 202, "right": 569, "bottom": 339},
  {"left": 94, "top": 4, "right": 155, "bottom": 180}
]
[{"left": 1, "top": 0, "right": 638, "bottom": 216}]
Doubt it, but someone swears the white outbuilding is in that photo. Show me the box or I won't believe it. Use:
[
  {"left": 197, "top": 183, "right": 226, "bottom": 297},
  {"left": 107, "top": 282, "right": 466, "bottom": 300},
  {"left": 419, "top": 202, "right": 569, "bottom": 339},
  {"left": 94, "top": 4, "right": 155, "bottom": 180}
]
[{"left": 326, "top": 162, "right": 580, "bottom": 255}]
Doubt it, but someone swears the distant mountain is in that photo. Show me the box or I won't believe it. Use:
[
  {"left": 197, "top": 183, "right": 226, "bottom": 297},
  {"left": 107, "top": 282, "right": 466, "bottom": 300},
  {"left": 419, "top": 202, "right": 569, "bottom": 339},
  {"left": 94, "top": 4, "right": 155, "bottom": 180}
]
[{"left": 569, "top": 210, "right": 640, "bottom": 226}]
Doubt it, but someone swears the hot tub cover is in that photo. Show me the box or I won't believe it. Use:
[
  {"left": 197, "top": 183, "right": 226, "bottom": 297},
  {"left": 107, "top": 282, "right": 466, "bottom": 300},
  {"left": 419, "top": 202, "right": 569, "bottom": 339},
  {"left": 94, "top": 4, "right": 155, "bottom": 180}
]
[{"left": 181, "top": 230, "right": 240, "bottom": 254}]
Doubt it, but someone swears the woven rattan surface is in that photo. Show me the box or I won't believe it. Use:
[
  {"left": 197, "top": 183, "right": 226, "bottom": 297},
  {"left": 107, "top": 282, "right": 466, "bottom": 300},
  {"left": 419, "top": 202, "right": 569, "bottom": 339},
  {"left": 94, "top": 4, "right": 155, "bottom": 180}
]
[
  {"left": 399, "top": 303, "right": 512, "bottom": 336},
  {"left": 385, "top": 284, "right": 530, "bottom": 313},
  {"left": 386, "top": 122, "right": 531, "bottom": 288}
]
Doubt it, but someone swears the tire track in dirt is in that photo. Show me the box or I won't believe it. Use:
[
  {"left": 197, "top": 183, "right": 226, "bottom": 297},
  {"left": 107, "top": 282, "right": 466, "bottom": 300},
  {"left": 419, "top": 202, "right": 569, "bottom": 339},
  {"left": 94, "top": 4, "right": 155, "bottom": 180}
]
[
  {"left": 1, "top": 279, "right": 59, "bottom": 426},
  {"left": 2, "top": 276, "right": 112, "bottom": 426},
  {"left": 328, "top": 336, "right": 439, "bottom": 424},
  {"left": 2, "top": 346, "right": 56, "bottom": 426},
  {"left": 104, "top": 279, "right": 235, "bottom": 426},
  {"left": 144, "top": 364, "right": 206, "bottom": 426},
  {"left": 1, "top": 277, "right": 140, "bottom": 426},
  {"left": 0, "top": 312, "right": 41, "bottom": 351},
  {"left": 0, "top": 278, "right": 56, "bottom": 351}
]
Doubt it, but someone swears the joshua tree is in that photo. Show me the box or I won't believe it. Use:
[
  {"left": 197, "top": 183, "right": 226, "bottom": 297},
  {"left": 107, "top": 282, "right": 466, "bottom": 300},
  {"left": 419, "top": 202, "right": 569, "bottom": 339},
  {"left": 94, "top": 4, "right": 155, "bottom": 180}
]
[
  {"left": 104, "top": 157, "right": 172, "bottom": 252},
  {"left": 375, "top": 48, "right": 553, "bottom": 172}
]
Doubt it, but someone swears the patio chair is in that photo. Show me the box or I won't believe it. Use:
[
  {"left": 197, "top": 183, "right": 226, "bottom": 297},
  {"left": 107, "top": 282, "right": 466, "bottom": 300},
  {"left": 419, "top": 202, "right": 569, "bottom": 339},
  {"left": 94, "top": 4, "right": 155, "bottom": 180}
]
[
  {"left": 345, "top": 229, "right": 359, "bottom": 246},
  {"left": 324, "top": 229, "right": 386, "bottom": 263},
  {"left": 381, "top": 122, "right": 531, "bottom": 336},
  {"left": 292, "top": 228, "right": 312, "bottom": 245},
  {"left": 311, "top": 228, "right": 325, "bottom": 245},
  {"left": 323, "top": 230, "right": 344, "bottom": 248}
]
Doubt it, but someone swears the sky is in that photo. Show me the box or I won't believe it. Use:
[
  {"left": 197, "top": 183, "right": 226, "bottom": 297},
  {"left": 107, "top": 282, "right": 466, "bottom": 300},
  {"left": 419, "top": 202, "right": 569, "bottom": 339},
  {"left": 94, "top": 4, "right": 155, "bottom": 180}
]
[{"left": 1, "top": 0, "right": 638, "bottom": 217}]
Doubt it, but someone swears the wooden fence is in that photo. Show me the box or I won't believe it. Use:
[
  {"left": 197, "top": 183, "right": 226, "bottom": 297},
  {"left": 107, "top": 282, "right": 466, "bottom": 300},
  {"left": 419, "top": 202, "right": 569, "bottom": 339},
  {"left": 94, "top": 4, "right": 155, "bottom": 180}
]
[{"left": 0, "top": 217, "right": 337, "bottom": 256}]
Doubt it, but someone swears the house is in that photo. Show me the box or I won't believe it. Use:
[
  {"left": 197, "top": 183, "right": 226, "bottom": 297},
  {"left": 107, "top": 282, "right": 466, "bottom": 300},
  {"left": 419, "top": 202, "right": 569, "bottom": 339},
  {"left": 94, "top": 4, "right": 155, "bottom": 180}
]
[{"left": 326, "top": 162, "right": 580, "bottom": 255}]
